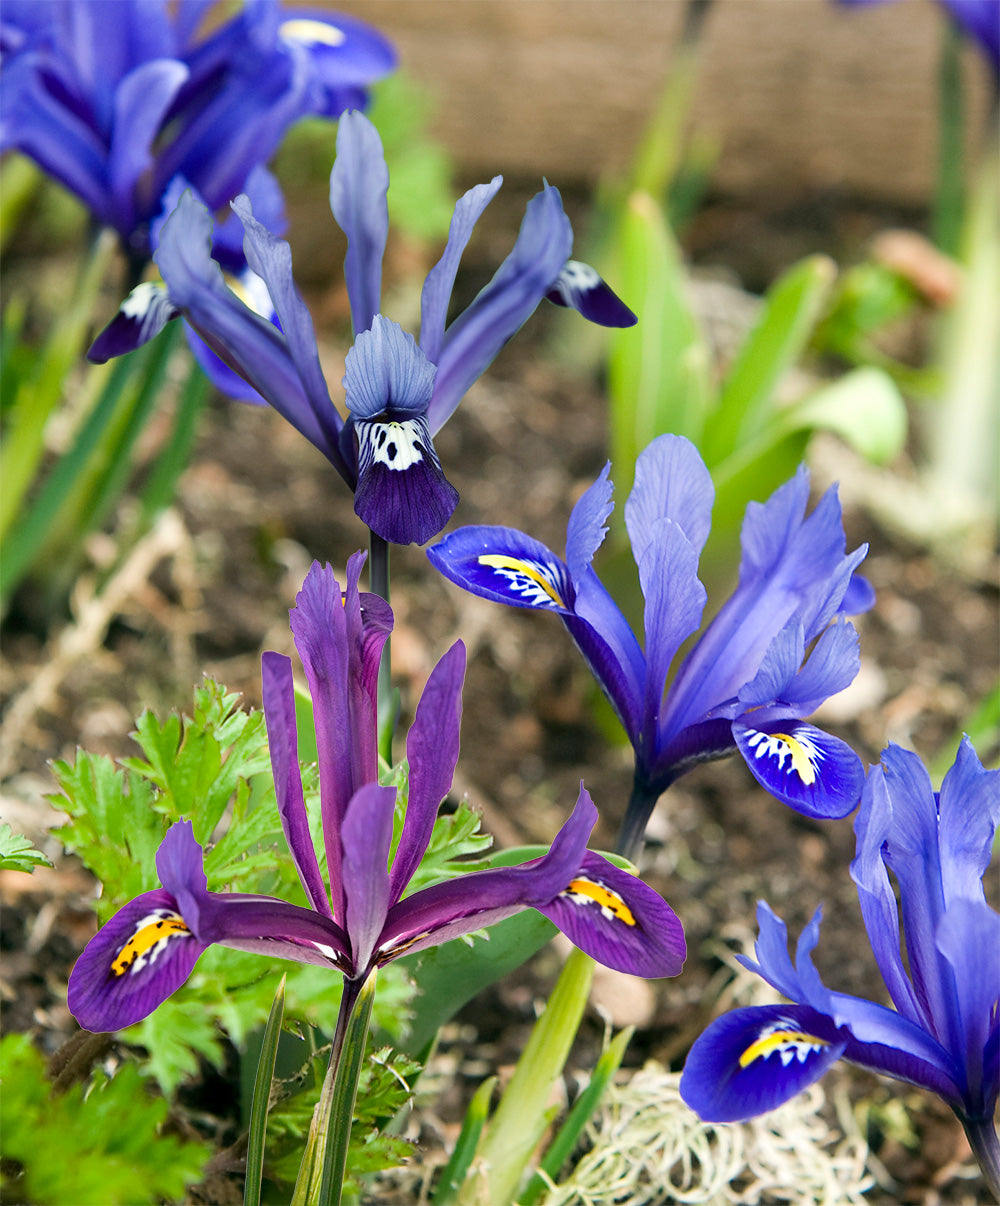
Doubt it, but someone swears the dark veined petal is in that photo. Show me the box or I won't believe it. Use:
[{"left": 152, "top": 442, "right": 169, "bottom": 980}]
[
  {"left": 428, "top": 526, "right": 574, "bottom": 613},
  {"left": 330, "top": 109, "right": 388, "bottom": 336},
  {"left": 680, "top": 1004, "right": 847, "bottom": 1122},
  {"left": 534, "top": 850, "right": 685, "bottom": 978},
  {"left": 261, "top": 650, "right": 332, "bottom": 918},
  {"left": 68, "top": 888, "right": 207, "bottom": 1032},
  {"left": 733, "top": 720, "right": 863, "bottom": 819},
  {"left": 388, "top": 641, "right": 466, "bottom": 904},
  {"left": 88, "top": 282, "right": 180, "bottom": 362},
  {"left": 545, "top": 259, "right": 637, "bottom": 327},
  {"left": 376, "top": 786, "right": 597, "bottom": 962},
  {"left": 341, "top": 782, "right": 397, "bottom": 973},
  {"left": 353, "top": 410, "right": 458, "bottom": 545}
]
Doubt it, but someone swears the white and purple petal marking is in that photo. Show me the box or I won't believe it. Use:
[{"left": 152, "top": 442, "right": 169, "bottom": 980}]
[
  {"left": 734, "top": 720, "right": 863, "bottom": 820},
  {"left": 536, "top": 854, "right": 686, "bottom": 978},
  {"left": 474, "top": 554, "right": 570, "bottom": 610},
  {"left": 88, "top": 282, "right": 180, "bottom": 363},
  {"left": 680, "top": 1004, "right": 847, "bottom": 1122},
  {"left": 353, "top": 413, "right": 458, "bottom": 545},
  {"left": 545, "top": 260, "right": 637, "bottom": 327},
  {"left": 68, "top": 890, "right": 207, "bottom": 1033}
]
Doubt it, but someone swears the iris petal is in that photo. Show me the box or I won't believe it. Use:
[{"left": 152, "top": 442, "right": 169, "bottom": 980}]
[
  {"left": 680, "top": 1004, "right": 846, "bottom": 1122},
  {"left": 545, "top": 260, "right": 637, "bottom": 327},
  {"left": 733, "top": 721, "right": 862, "bottom": 819}
]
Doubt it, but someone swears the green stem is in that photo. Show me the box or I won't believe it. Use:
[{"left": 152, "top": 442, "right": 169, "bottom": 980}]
[
  {"left": 461, "top": 947, "right": 596, "bottom": 1206},
  {"left": 962, "top": 1114, "right": 1000, "bottom": 1202},
  {"left": 293, "top": 973, "right": 376, "bottom": 1206}
]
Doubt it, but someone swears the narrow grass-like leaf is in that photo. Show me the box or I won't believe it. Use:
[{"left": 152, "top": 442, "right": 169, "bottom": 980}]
[
  {"left": 140, "top": 355, "right": 210, "bottom": 520},
  {"left": 244, "top": 975, "right": 286, "bottom": 1206},
  {"left": 431, "top": 1075, "right": 497, "bottom": 1206},
  {"left": 518, "top": 1026, "right": 634, "bottom": 1206},
  {"left": 703, "top": 254, "right": 835, "bottom": 467}
]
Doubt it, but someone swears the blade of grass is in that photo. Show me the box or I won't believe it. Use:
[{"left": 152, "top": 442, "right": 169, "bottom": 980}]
[
  {"left": 244, "top": 976, "right": 287, "bottom": 1206},
  {"left": 518, "top": 1026, "right": 634, "bottom": 1206},
  {"left": 431, "top": 1076, "right": 497, "bottom": 1206},
  {"left": 139, "top": 356, "right": 210, "bottom": 521}
]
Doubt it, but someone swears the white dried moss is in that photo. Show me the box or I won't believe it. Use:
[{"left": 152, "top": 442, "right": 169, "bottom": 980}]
[{"left": 535, "top": 1065, "right": 873, "bottom": 1206}]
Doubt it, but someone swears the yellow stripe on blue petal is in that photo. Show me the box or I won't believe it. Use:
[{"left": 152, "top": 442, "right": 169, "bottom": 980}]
[
  {"left": 561, "top": 877, "right": 636, "bottom": 926},
  {"left": 477, "top": 554, "right": 566, "bottom": 608},
  {"left": 112, "top": 909, "right": 191, "bottom": 977},
  {"left": 744, "top": 729, "right": 823, "bottom": 786},
  {"left": 738, "top": 1022, "right": 830, "bottom": 1069}
]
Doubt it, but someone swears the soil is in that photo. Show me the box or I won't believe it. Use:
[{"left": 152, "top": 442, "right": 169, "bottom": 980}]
[{"left": 1, "top": 181, "right": 997, "bottom": 1206}]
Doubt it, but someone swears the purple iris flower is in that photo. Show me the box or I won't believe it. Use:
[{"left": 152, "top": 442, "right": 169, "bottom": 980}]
[
  {"left": 679, "top": 739, "right": 999, "bottom": 1189},
  {"left": 68, "top": 556, "right": 685, "bottom": 1034},
  {"left": 428, "top": 435, "right": 872, "bottom": 855},
  {"left": 86, "top": 109, "right": 635, "bottom": 545},
  {"left": 836, "top": 0, "right": 999, "bottom": 75},
  {"left": 0, "top": 0, "right": 396, "bottom": 265}
]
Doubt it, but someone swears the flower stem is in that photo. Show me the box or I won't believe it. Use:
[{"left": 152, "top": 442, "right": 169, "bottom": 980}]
[
  {"left": 614, "top": 774, "right": 666, "bottom": 862},
  {"left": 461, "top": 946, "right": 595, "bottom": 1205},
  {"left": 292, "top": 973, "right": 377, "bottom": 1206},
  {"left": 962, "top": 1114, "right": 1000, "bottom": 1203}
]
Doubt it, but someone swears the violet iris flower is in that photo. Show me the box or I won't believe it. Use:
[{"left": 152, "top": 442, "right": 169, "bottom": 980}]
[
  {"left": 428, "top": 435, "right": 872, "bottom": 856},
  {"left": 0, "top": 0, "right": 396, "bottom": 267},
  {"left": 68, "top": 556, "right": 685, "bottom": 1034},
  {"left": 680, "top": 739, "right": 999, "bottom": 1192},
  {"left": 837, "top": 0, "right": 999, "bottom": 75},
  {"left": 87, "top": 110, "right": 635, "bottom": 545}
]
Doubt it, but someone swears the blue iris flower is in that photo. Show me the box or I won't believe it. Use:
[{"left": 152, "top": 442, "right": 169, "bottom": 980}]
[
  {"left": 0, "top": 0, "right": 396, "bottom": 266},
  {"left": 680, "top": 738, "right": 1000, "bottom": 1196},
  {"left": 429, "top": 434, "right": 873, "bottom": 855},
  {"left": 87, "top": 110, "right": 636, "bottom": 545}
]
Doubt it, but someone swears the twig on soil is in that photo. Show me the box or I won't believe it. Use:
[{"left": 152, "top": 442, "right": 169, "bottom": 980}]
[{"left": 0, "top": 509, "right": 189, "bottom": 780}]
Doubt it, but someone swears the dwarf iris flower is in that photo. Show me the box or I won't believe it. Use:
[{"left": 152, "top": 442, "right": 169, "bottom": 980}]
[
  {"left": 428, "top": 434, "right": 871, "bottom": 856},
  {"left": 68, "top": 556, "right": 685, "bottom": 1035},
  {"left": 0, "top": 0, "right": 396, "bottom": 269},
  {"left": 680, "top": 738, "right": 1000, "bottom": 1197},
  {"left": 87, "top": 110, "right": 635, "bottom": 545}
]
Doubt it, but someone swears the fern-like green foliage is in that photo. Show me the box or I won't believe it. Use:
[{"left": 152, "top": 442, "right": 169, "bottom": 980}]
[
  {"left": 0, "top": 1034, "right": 212, "bottom": 1205},
  {"left": 265, "top": 1041, "right": 421, "bottom": 1190},
  {"left": 0, "top": 822, "right": 52, "bottom": 872}
]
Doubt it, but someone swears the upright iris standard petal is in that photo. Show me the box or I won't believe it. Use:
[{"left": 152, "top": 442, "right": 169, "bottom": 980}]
[{"left": 430, "top": 434, "right": 867, "bottom": 838}]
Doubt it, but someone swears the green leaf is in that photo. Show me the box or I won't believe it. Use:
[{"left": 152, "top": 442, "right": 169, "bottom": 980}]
[
  {"left": 245, "top": 976, "right": 286, "bottom": 1206},
  {"left": 401, "top": 910, "right": 558, "bottom": 1056},
  {"left": 519, "top": 1026, "right": 634, "bottom": 1205},
  {"left": 0, "top": 1034, "right": 211, "bottom": 1205},
  {"left": 0, "top": 823, "right": 52, "bottom": 872},
  {"left": 607, "top": 191, "right": 713, "bottom": 472},
  {"left": 784, "top": 367, "right": 907, "bottom": 463},
  {"left": 432, "top": 1076, "right": 497, "bottom": 1206},
  {"left": 704, "top": 254, "right": 836, "bottom": 467}
]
